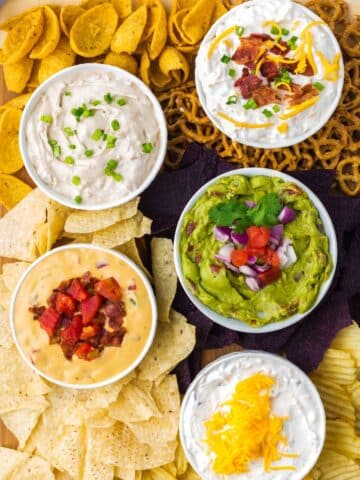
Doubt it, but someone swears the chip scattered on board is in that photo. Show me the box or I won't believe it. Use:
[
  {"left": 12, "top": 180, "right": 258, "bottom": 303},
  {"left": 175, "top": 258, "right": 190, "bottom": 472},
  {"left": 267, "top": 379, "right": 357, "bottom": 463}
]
[
  {"left": 10, "top": 454, "right": 55, "bottom": 480},
  {"left": 46, "top": 199, "right": 71, "bottom": 250},
  {"left": 111, "top": 5, "right": 147, "bottom": 54},
  {"left": 38, "top": 36, "right": 76, "bottom": 84},
  {"left": 0, "top": 174, "right": 32, "bottom": 210},
  {"left": 34, "top": 222, "right": 49, "bottom": 256},
  {"left": 3, "top": 57, "right": 34, "bottom": 93},
  {"left": 30, "top": 5, "right": 60, "bottom": 59},
  {"left": 1, "top": 407, "right": 46, "bottom": 449},
  {"left": 0, "top": 93, "right": 31, "bottom": 111},
  {"left": 2, "top": 261, "right": 30, "bottom": 292},
  {"left": 60, "top": 6, "right": 85, "bottom": 39},
  {"left": 0, "top": 108, "right": 23, "bottom": 174},
  {"left": 104, "top": 52, "right": 138, "bottom": 74},
  {"left": 112, "top": 0, "right": 132, "bottom": 20},
  {"left": 115, "top": 238, "right": 151, "bottom": 279},
  {"left": 0, "top": 308, "right": 13, "bottom": 349},
  {"left": 181, "top": 0, "right": 216, "bottom": 45}
]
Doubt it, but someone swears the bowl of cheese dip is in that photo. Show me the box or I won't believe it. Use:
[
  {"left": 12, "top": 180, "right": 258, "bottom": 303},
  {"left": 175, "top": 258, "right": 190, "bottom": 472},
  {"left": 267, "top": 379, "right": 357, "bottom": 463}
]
[
  {"left": 20, "top": 63, "right": 167, "bottom": 210},
  {"left": 180, "top": 351, "right": 325, "bottom": 480}
]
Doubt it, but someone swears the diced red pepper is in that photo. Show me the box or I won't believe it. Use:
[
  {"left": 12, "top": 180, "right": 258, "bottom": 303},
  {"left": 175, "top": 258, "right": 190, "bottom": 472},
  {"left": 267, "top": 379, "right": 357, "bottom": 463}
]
[
  {"left": 258, "top": 266, "right": 281, "bottom": 286},
  {"left": 55, "top": 293, "right": 76, "bottom": 315},
  {"left": 66, "top": 279, "right": 89, "bottom": 302},
  {"left": 40, "top": 308, "right": 60, "bottom": 336},
  {"left": 231, "top": 249, "right": 249, "bottom": 267},
  {"left": 74, "top": 342, "right": 93, "bottom": 361},
  {"left": 246, "top": 226, "right": 271, "bottom": 248},
  {"left": 263, "top": 247, "right": 281, "bottom": 267},
  {"left": 80, "top": 324, "right": 101, "bottom": 340},
  {"left": 60, "top": 314, "right": 83, "bottom": 346},
  {"left": 81, "top": 294, "right": 103, "bottom": 325},
  {"left": 95, "top": 277, "right": 122, "bottom": 302}
]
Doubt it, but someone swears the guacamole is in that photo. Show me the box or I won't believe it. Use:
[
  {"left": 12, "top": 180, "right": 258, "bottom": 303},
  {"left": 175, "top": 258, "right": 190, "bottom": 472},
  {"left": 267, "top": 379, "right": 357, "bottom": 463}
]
[{"left": 179, "top": 175, "right": 332, "bottom": 327}]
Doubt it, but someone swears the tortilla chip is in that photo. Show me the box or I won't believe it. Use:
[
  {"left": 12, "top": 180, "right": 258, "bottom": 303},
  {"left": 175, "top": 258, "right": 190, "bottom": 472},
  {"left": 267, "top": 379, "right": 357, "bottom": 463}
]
[
  {"left": 85, "top": 371, "right": 135, "bottom": 409},
  {"left": 38, "top": 36, "right": 76, "bottom": 84},
  {"left": 0, "top": 108, "right": 23, "bottom": 174},
  {"left": 151, "top": 238, "right": 177, "bottom": 322},
  {"left": 0, "top": 447, "right": 27, "bottom": 478},
  {"left": 175, "top": 441, "right": 188, "bottom": 475},
  {"left": 2, "top": 261, "right": 30, "bottom": 292},
  {"left": 104, "top": 52, "right": 138, "bottom": 74},
  {"left": 46, "top": 199, "right": 71, "bottom": 250},
  {"left": 0, "top": 93, "right": 32, "bottom": 111},
  {"left": 140, "top": 50, "right": 151, "bottom": 85},
  {"left": 60, "top": 6, "right": 85, "bottom": 38},
  {"left": 3, "top": 57, "right": 34, "bottom": 94},
  {"left": 30, "top": 6, "right": 60, "bottom": 59},
  {"left": 137, "top": 310, "right": 195, "bottom": 382},
  {"left": 0, "top": 276, "right": 11, "bottom": 310},
  {"left": 0, "top": 188, "right": 47, "bottom": 261},
  {"left": 111, "top": 5, "right": 147, "bottom": 54},
  {"left": 82, "top": 0, "right": 110, "bottom": 7},
  {"left": 212, "top": 0, "right": 227, "bottom": 21},
  {"left": 1, "top": 407, "right": 45, "bottom": 449},
  {"left": 158, "top": 46, "right": 190, "bottom": 84},
  {"left": 51, "top": 425, "right": 85, "bottom": 479},
  {"left": 70, "top": 4, "right": 118, "bottom": 57},
  {"left": 34, "top": 222, "right": 49, "bottom": 256},
  {"left": 146, "top": 0, "right": 167, "bottom": 60},
  {"left": 64, "top": 198, "right": 139, "bottom": 234},
  {"left": 0, "top": 174, "right": 32, "bottom": 210},
  {"left": 92, "top": 212, "right": 152, "bottom": 249},
  {"left": 83, "top": 431, "right": 114, "bottom": 480},
  {"left": 115, "top": 238, "right": 151, "bottom": 279},
  {"left": 112, "top": 0, "right": 132, "bottom": 19},
  {"left": 181, "top": 0, "right": 216, "bottom": 44},
  {"left": 0, "top": 309, "right": 13, "bottom": 349},
  {"left": 11, "top": 455, "right": 55, "bottom": 480}
]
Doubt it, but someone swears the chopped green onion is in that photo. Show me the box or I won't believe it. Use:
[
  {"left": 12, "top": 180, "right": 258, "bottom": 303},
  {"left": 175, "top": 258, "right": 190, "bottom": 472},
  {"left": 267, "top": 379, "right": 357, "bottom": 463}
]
[
  {"left": 142, "top": 142, "right": 153, "bottom": 153},
  {"left": 65, "top": 156, "right": 75, "bottom": 165},
  {"left": 226, "top": 95, "right": 238, "bottom": 105},
  {"left": 72, "top": 175, "right": 81, "bottom": 186},
  {"left": 221, "top": 54, "right": 231, "bottom": 64},
  {"left": 275, "top": 68, "right": 292, "bottom": 85},
  {"left": 107, "top": 159, "right": 118, "bottom": 170},
  {"left": 53, "top": 145, "right": 61, "bottom": 157},
  {"left": 48, "top": 139, "right": 57, "bottom": 146},
  {"left": 74, "top": 195, "right": 82, "bottom": 204},
  {"left": 85, "top": 149, "right": 94, "bottom": 157},
  {"left": 83, "top": 108, "right": 95, "bottom": 118},
  {"left": 281, "top": 28, "right": 290, "bottom": 36},
  {"left": 235, "top": 26, "right": 245, "bottom": 37},
  {"left": 272, "top": 104, "right": 280, "bottom": 113},
  {"left": 102, "top": 133, "right": 108, "bottom": 141},
  {"left": 313, "top": 81, "right": 325, "bottom": 91},
  {"left": 64, "top": 91, "right": 71, "bottom": 96},
  {"left": 41, "top": 115, "right": 53, "bottom": 124},
  {"left": 106, "top": 135, "right": 117, "bottom": 149},
  {"left": 228, "top": 68, "right": 236, "bottom": 78},
  {"left": 111, "top": 119, "right": 120, "bottom": 131},
  {"left": 271, "top": 25, "right": 280, "bottom": 35},
  {"left": 92, "top": 128, "right": 104, "bottom": 141},
  {"left": 287, "top": 35, "right": 298, "bottom": 50},
  {"left": 243, "top": 98, "right": 258, "bottom": 110},
  {"left": 104, "top": 93, "right": 114, "bottom": 104},
  {"left": 64, "top": 127, "right": 75, "bottom": 136},
  {"left": 104, "top": 166, "right": 113, "bottom": 176},
  {"left": 91, "top": 100, "right": 101, "bottom": 106},
  {"left": 69, "top": 144, "right": 76, "bottom": 150},
  {"left": 112, "top": 172, "right": 123, "bottom": 182},
  {"left": 71, "top": 106, "right": 85, "bottom": 120},
  {"left": 117, "top": 98, "right": 127, "bottom": 106},
  {"left": 262, "top": 109, "right": 273, "bottom": 118}
]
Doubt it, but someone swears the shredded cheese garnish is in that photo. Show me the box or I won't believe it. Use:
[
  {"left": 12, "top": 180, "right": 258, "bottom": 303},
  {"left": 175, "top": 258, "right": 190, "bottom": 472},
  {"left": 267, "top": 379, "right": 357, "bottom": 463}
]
[
  {"left": 277, "top": 122, "right": 289, "bottom": 133},
  {"left": 208, "top": 26, "right": 237, "bottom": 59},
  {"left": 280, "top": 96, "right": 319, "bottom": 120},
  {"left": 255, "top": 57, "right": 265, "bottom": 76},
  {"left": 267, "top": 54, "right": 297, "bottom": 64},
  {"left": 217, "top": 112, "right": 273, "bottom": 128},
  {"left": 300, "top": 20, "right": 324, "bottom": 40},
  {"left": 292, "top": 20, "right": 301, "bottom": 29},
  {"left": 223, "top": 39, "right": 233, "bottom": 49},
  {"left": 204, "top": 374, "right": 297, "bottom": 475},
  {"left": 294, "top": 21, "right": 324, "bottom": 74},
  {"left": 305, "top": 31, "right": 317, "bottom": 74},
  {"left": 274, "top": 82, "right": 292, "bottom": 92},
  {"left": 317, "top": 51, "right": 340, "bottom": 81},
  {"left": 262, "top": 20, "right": 282, "bottom": 41}
]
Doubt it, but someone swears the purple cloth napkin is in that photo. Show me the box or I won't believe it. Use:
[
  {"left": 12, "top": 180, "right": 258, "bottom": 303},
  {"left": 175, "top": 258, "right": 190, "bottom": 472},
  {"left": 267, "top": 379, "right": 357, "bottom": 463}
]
[{"left": 140, "top": 143, "right": 360, "bottom": 392}]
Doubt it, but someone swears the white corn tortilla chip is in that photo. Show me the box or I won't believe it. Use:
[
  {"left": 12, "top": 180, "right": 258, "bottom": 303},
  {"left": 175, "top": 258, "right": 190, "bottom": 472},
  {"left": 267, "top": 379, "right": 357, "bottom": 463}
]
[
  {"left": 115, "top": 238, "right": 151, "bottom": 279},
  {"left": 46, "top": 198, "right": 71, "bottom": 250},
  {"left": 1, "top": 407, "right": 45, "bottom": 449},
  {"left": 0, "top": 309, "right": 13, "bottom": 349},
  {"left": 10, "top": 455, "right": 55, "bottom": 480},
  {"left": 2, "top": 261, "right": 30, "bottom": 292},
  {"left": 0, "top": 447, "right": 27, "bottom": 478}
]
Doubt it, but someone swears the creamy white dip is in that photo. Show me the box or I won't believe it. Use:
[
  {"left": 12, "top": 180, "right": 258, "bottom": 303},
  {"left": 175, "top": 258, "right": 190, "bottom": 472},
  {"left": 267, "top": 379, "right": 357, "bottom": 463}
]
[
  {"left": 180, "top": 351, "right": 325, "bottom": 480},
  {"left": 196, "top": 0, "right": 344, "bottom": 148},
  {"left": 25, "top": 70, "right": 162, "bottom": 206}
]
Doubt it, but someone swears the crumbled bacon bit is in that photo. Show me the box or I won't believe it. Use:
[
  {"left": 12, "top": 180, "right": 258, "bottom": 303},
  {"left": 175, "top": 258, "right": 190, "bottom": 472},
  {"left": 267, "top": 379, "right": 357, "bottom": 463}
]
[
  {"left": 270, "top": 40, "right": 290, "bottom": 56},
  {"left": 234, "top": 68, "right": 262, "bottom": 98},
  {"left": 186, "top": 222, "right": 196, "bottom": 236},
  {"left": 252, "top": 85, "right": 280, "bottom": 107},
  {"left": 232, "top": 36, "right": 265, "bottom": 65},
  {"left": 286, "top": 83, "right": 319, "bottom": 106},
  {"left": 210, "top": 264, "right": 222, "bottom": 273},
  {"left": 260, "top": 60, "right": 279, "bottom": 80}
]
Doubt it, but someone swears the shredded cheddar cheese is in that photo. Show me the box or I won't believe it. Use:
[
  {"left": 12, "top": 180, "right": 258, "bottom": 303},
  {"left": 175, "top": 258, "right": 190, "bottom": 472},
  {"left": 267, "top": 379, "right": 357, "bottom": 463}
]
[
  {"left": 294, "top": 21, "right": 324, "bottom": 74},
  {"left": 317, "top": 51, "right": 340, "bottom": 81},
  {"left": 277, "top": 122, "right": 289, "bottom": 133},
  {"left": 300, "top": 20, "right": 324, "bottom": 40},
  {"left": 223, "top": 39, "right": 233, "bottom": 49},
  {"left": 274, "top": 82, "right": 292, "bottom": 92},
  {"left": 305, "top": 31, "right": 317, "bottom": 74},
  {"left": 255, "top": 57, "right": 265, "bottom": 76},
  {"left": 280, "top": 96, "right": 319, "bottom": 120},
  {"left": 217, "top": 112, "right": 273, "bottom": 128},
  {"left": 267, "top": 54, "right": 297, "bottom": 64},
  {"left": 204, "top": 373, "right": 297, "bottom": 475},
  {"left": 208, "top": 26, "right": 237, "bottom": 59}
]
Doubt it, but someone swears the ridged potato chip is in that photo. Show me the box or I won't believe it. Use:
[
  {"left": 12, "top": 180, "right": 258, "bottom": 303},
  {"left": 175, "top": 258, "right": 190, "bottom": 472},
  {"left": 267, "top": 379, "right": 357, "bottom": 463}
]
[
  {"left": 0, "top": 174, "right": 32, "bottom": 210},
  {"left": 111, "top": 5, "right": 147, "bottom": 54},
  {"left": 310, "top": 449, "right": 360, "bottom": 480},
  {"left": 2, "top": 9, "right": 44, "bottom": 64},
  {"left": 331, "top": 323, "right": 360, "bottom": 368},
  {"left": 112, "top": 0, "right": 132, "bottom": 19},
  {"left": 315, "top": 348, "right": 357, "bottom": 385},
  {"left": 70, "top": 4, "right": 119, "bottom": 57},
  {"left": 38, "top": 36, "right": 76, "bottom": 84},
  {"left": 0, "top": 108, "right": 23, "bottom": 174},
  {"left": 60, "top": 6, "right": 85, "bottom": 38},
  {"left": 30, "top": 6, "right": 60, "bottom": 59},
  {"left": 104, "top": 52, "right": 138, "bottom": 74},
  {"left": 325, "top": 419, "right": 360, "bottom": 458},
  {"left": 3, "top": 56, "right": 34, "bottom": 93}
]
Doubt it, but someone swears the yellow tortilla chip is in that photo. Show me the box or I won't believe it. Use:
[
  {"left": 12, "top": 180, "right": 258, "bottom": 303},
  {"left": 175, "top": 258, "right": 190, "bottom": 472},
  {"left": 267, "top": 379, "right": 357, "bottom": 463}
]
[
  {"left": 147, "top": 0, "right": 167, "bottom": 60},
  {"left": 70, "top": 4, "right": 119, "bottom": 57},
  {"left": 3, "top": 57, "right": 34, "bottom": 93},
  {"left": 1, "top": 407, "right": 45, "bottom": 449},
  {"left": 2, "top": 261, "right": 30, "bottom": 292},
  {"left": 60, "top": 6, "right": 86, "bottom": 38},
  {"left": 104, "top": 52, "right": 138, "bottom": 74},
  {"left": 46, "top": 198, "right": 71, "bottom": 250},
  {"left": 0, "top": 309, "right": 13, "bottom": 349},
  {"left": 34, "top": 223, "right": 49, "bottom": 256},
  {"left": 116, "top": 238, "right": 151, "bottom": 279},
  {"left": 38, "top": 36, "right": 76, "bottom": 84},
  {"left": 27, "top": 60, "right": 41, "bottom": 89},
  {"left": 0, "top": 174, "right": 32, "bottom": 210},
  {"left": 181, "top": 0, "right": 216, "bottom": 44},
  {"left": 151, "top": 238, "right": 177, "bottom": 322},
  {"left": 82, "top": 0, "right": 110, "bottom": 7},
  {"left": 111, "top": 5, "right": 147, "bottom": 54},
  {"left": 92, "top": 211, "right": 152, "bottom": 249},
  {"left": 140, "top": 50, "right": 151, "bottom": 85},
  {"left": 112, "top": 0, "right": 132, "bottom": 19},
  {"left": 158, "top": 46, "right": 190, "bottom": 84},
  {"left": 0, "top": 93, "right": 32, "bottom": 111},
  {"left": 30, "top": 6, "right": 60, "bottom": 59},
  {"left": 0, "top": 108, "right": 23, "bottom": 174}
]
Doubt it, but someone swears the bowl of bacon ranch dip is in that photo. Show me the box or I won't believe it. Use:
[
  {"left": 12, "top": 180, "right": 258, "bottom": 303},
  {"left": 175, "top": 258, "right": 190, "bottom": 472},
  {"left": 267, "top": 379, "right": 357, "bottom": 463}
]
[
  {"left": 195, "top": 0, "right": 344, "bottom": 148},
  {"left": 20, "top": 63, "right": 167, "bottom": 210}
]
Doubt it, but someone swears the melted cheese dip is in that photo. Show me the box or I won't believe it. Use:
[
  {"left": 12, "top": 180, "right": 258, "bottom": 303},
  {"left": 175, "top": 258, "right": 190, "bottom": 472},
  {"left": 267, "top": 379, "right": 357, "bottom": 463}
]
[
  {"left": 13, "top": 247, "right": 154, "bottom": 386},
  {"left": 180, "top": 351, "right": 325, "bottom": 480}
]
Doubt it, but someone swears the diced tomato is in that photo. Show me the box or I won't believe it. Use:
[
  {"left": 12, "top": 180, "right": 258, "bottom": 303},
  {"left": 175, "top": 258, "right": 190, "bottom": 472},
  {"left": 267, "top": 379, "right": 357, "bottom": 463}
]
[
  {"left": 246, "top": 245, "right": 266, "bottom": 257},
  {"left": 55, "top": 293, "right": 76, "bottom": 315},
  {"left": 60, "top": 314, "right": 83, "bottom": 346},
  {"left": 246, "top": 226, "right": 271, "bottom": 248},
  {"left": 80, "top": 324, "right": 101, "bottom": 340},
  {"left": 81, "top": 294, "right": 103, "bottom": 325},
  {"left": 258, "top": 266, "right": 281, "bottom": 286},
  {"left": 231, "top": 249, "right": 249, "bottom": 267},
  {"left": 263, "top": 247, "right": 281, "bottom": 267},
  {"left": 74, "top": 342, "right": 93, "bottom": 361},
  {"left": 66, "top": 279, "right": 89, "bottom": 302},
  {"left": 95, "top": 277, "right": 122, "bottom": 302},
  {"left": 40, "top": 308, "right": 60, "bottom": 337}
]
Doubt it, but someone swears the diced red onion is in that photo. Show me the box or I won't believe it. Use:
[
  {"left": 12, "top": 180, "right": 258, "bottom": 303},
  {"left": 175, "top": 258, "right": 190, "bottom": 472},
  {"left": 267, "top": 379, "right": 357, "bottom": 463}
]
[
  {"left": 285, "top": 245, "right": 297, "bottom": 268},
  {"left": 271, "top": 224, "right": 284, "bottom": 241},
  {"left": 245, "top": 200, "right": 257, "bottom": 208},
  {"left": 245, "top": 276, "right": 261, "bottom": 292},
  {"left": 215, "top": 243, "right": 234, "bottom": 263},
  {"left": 96, "top": 261, "right": 108, "bottom": 269},
  {"left": 239, "top": 265, "right": 257, "bottom": 277},
  {"left": 253, "top": 264, "right": 271, "bottom": 273},
  {"left": 231, "top": 231, "right": 248, "bottom": 245},
  {"left": 213, "top": 226, "right": 232, "bottom": 242},
  {"left": 278, "top": 251, "right": 288, "bottom": 267},
  {"left": 224, "top": 261, "right": 239, "bottom": 273},
  {"left": 278, "top": 206, "right": 297, "bottom": 224},
  {"left": 247, "top": 255, "right": 257, "bottom": 265}
]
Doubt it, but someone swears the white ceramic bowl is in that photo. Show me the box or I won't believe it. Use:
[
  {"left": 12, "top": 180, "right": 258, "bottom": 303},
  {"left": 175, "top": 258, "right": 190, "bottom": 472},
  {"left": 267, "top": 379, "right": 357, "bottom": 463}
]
[
  {"left": 19, "top": 63, "right": 168, "bottom": 210},
  {"left": 180, "top": 351, "right": 326, "bottom": 480},
  {"left": 195, "top": 0, "right": 344, "bottom": 149},
  {"left": 174, "top": 168, "right": 337, "bottom": 333},
  {"left": 10, "top": 244, "right": 158, "bottom": 389}
]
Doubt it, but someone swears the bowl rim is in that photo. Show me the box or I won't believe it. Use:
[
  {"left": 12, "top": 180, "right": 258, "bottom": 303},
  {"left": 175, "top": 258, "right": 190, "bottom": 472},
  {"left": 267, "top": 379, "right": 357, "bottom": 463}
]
[
  {"left": 179, "top": 350, "right": 326, "bottom": 480},
  {"left": 195, "top": 0, "right": 344, "bottom": 149},
  {"left": 10, "top": 243, "right": 158, "bottom": 390},
  {"left": 19, "top": 63, "right": 168, "bottom": 211},
  {"left": 173, "top": 167, "right": 338, "bottom": 334}
]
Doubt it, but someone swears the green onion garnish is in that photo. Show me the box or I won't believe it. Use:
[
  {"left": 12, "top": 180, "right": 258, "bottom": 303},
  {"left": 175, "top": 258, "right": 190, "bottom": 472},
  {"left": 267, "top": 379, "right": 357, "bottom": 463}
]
[
  {"left": 314, "top": 81, "right": 325, "bottom": 91},
  {"left": 92, "top": 129, "right": 104, "bottom": 141},
  {"left": 226, "top": 95, "right": 238, "bottom": 105},
  {"left": 104, "top": 166, "right": 113, "bottom": 176},
  {"left": 102, "top": 133, "right": 108, "bottom": 141},
  {"left": 117, "top": 98, "right": 127, "bottom": 106},
  {"left": 71, "top": 106, "right": 85, "bottom": 120},
  {"left": 64, "top": 91, "right": 71, "bottom": 96},
  {"left": 281, "top": 28, "right": 290, "bottom": 36},
  {"left": 272, "top": 104, "right": 280, "bottom": 113},
  {"left": 64, "top": 127, "right": 75, "bottom": 136},
  {"left": 287, "top": 36, "right": 298, "bottom": 50},
  {"left": 107, "top": 159, "right": 118, "bottom": 170},
  {"left": 69, "top": 144, "right": 76, "bottom": 150},
  {"left": 243, "top": 98, "right": 258, "bottom": 110},
  {"left": 85, "top": 149, "right": 94, "bottom": 157},
  {"left": 91, "top": 100, "right": 101, "bottom": 106},
  {"left": 271, "top": 25, "right": 280, "bottom": 35},
  {"left": 235, "top": 26, "right": 245, "bottom": 37},
  {"left": 48, "top": 139, "right": 57, "bottom": 146},
  {"left": 104, "top": 93, "right": 114, "bottom": 104},
  {"left": 74, "top": 195, "right": 82, "bottom": 204},
  {"left": 53, "top": 145, "right": 61, "bottom": 157},
  {"left": 221, "top": 54, "right": 231, "bottom": 64},
  {"left": 142, "top": 142, "right": 153, "bottom": 153},
  {"left": 262, "top": 109, "right": 273, "bottom": 118},
  {"left": 112, "top": 172, "right": 123, "bottom": 182},
  {"left": 106, "top": 136, "right": 117, "bottom": 149},
  {"left": 228, "top": 68, "right": 236, "bottom": 78},
  {"left": 72, "top": 176, "right": 81, "bottom": 186},
  {"left": 83, "top": 108, "right": 95, "bottom": 118},
  {"left": 41, "top": 115, "right": 53, "bottom": 124},
  {"left": 111, "top": 120, "right": 120, "bottom": 131},
  {"left": 65, "top": 156, "right": 75, "bottom": 165}
]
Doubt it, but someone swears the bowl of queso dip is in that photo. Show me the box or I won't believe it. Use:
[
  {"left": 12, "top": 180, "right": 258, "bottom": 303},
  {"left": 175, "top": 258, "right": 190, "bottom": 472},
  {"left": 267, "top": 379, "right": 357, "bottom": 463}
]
[{"left": 11, "top": 244, "right": 157, "bottom": 389}]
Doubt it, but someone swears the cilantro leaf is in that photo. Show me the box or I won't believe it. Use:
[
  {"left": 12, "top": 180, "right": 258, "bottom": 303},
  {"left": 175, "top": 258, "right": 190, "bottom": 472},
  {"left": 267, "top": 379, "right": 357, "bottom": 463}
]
[
  {"left": 209, "top": 199, "right": 248, "bottom": 227},
  {"left": 251, "top": 194, "right": 282, "bottom": 227}
]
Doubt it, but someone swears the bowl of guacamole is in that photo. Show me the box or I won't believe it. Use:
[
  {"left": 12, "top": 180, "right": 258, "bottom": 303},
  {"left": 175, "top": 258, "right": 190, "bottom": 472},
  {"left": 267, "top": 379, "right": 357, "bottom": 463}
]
[{"left": 174, "top": 168, "right": 337, "bottom": 333}]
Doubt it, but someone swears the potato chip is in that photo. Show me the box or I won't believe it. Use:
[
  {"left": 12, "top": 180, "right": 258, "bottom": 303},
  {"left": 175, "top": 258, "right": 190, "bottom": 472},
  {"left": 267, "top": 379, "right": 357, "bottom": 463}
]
[
  {"left": 137, "top": 310, "right": 195, "bottom": 382},
  {"left": 331, "top": 322, "right": 360, "bottom": 368},
  {"left": 112, "top": 0, "right": 132, "bottom": 19},
  {"left": 212, "top": 0, "right": 227, "bottom": 22},
  {"left": 104, "top": 52, "right": 138, "bottom": 74},
  {"left": 0, "top": 174, "right": 32, "bottom": 210},
  {"left": 1, "top": 407, "right": 45, "bottom": 449},
  {"left": 0, "top": 188, "right": 47, "bottom": 262},
  {"left": 0, "top": 108, "right": 23, "bottom": 174},
  {"left": 38, "top": 36, "right": 76, "bottom": 84},
  {"left": 34, "top": 222, "right": 49, "bottom": 256},
  {"left": 70, "top": 4, "right": 118, "bottom": 57},
  {"left": 310, "top": 449, "right": 360, "bottom": 480},
  {"left": 325, "top": 419, "right": 360, "bottom": 458},
  {"left": 111, "top": 5, "right": 147, "bottom": 54},
  {"left": 314, "top": 348, "right": 357, "bottom": 385},
  {"left": 10, "top": 454, "right": 55, "bottom": 480},
  {"left": 181, "top": 0, "right": 216, "bottom": 45},
  {"left": 115, "top": 238, "right": 151, "bottom": 279},
  {"left": 60, "top": 6, "right": 86, "bottom": 38},
  {"left": 30, "top": 6, "right": 60, "bottom": 59},
  {"left": 0, "top": 308, "right": 13, "bottom": 349},
  {"left": 151, "top": 238, "right": 177, "bottom": 322},
  {"left": 2, "top": 261, "right": 30, "bottom": 292},
  {"left": 3, "top": 57, "right": 34, "bottom": 93},
  {"left": 65, "top": 197, "right": 139, "bottom": 234},
  {"left": 175, "top": 441, "right": 188, "bottom": 476},
  {"left": 2, "top": 9, "right": 44, "bottom": 64},
  {"left": 92, "top": 212, "right": 152, "bottom": 249},
  {"left": 0, "top": 93, "right": 31, "bottom": 111},
  {"left": 0, "top": 447, "right": 27, "bottom": 478}
]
